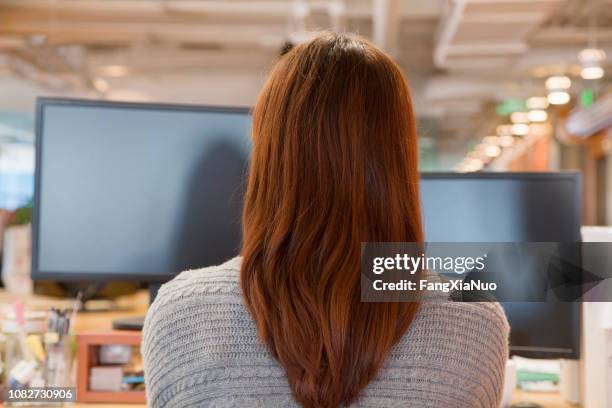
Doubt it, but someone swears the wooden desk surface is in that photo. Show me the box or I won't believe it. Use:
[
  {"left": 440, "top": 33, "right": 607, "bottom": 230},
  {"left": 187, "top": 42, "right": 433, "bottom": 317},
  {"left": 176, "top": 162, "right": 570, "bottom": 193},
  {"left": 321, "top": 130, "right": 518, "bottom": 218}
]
[
  {"left": 510, "top": 389, "right": 580, "bottom": 407},
  {"left": 0, "top": 289, "right": 149, "bottom": 331},
  {"left": 68, "top": 390, "right": 579, "bottom": 408},
  {"left": 0, "top": 289, "right": 581, "bottom": 407},
  {"left": 72, "top": 405, "right": 145, "bottom": 408}
]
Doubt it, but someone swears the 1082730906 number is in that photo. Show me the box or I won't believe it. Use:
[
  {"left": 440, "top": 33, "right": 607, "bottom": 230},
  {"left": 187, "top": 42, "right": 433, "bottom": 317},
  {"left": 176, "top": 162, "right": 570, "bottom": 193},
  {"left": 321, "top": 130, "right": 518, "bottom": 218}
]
[{"left": 4, "top": 387, "right": 76, "bottom": 403}]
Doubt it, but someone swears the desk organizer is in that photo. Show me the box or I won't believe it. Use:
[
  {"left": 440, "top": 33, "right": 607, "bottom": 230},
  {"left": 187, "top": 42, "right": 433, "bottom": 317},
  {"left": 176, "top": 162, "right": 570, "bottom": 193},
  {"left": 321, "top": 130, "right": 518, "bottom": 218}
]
[{"left": 76, "top": 331, "right": 145, "bottom": 403}]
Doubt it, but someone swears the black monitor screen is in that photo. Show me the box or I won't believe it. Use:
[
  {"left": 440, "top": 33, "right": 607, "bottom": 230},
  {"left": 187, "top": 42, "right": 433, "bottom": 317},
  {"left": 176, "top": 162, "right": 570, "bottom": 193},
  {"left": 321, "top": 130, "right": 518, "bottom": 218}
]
[
  {"left": 34, "top": 99, "right": 251, "bottom": 281},
  {"left": 420, "top": 175, "right": 579, "bottom": 242},
  {"left": 34, "top": 100, "right": 580, "bottom": 359},
  {"left": 420, "top": 173, "right": 581, "bottom": 359}
]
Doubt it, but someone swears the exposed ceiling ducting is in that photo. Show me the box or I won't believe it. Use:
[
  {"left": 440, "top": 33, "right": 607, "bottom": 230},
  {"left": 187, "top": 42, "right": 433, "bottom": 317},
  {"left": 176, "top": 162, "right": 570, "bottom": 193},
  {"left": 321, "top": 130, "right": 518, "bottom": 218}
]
[
  {"left": 0, "top": 0, "right": 610, "bottom": 160},
  {"left": 434, "top": 0, "right": 565, "bottom": 70}
]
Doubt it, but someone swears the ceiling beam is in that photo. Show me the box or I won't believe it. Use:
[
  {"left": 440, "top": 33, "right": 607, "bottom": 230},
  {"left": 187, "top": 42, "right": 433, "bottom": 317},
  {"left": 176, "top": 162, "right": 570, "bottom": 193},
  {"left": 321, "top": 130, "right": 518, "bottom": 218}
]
[
  {"left": 434, "top": 0, "right": 565, "bottom": 69},
  {"left": 372, "top": 0, "right": 400, "bottom": 55},
  {"left": 0, "top": 19, "right": 288, "bottom": 48},
  {"left": 0, "top": 0, "right": 292, "bottom": 18},
  {"left": 532, "top": 27, "right": 612, "bottom": 45}
]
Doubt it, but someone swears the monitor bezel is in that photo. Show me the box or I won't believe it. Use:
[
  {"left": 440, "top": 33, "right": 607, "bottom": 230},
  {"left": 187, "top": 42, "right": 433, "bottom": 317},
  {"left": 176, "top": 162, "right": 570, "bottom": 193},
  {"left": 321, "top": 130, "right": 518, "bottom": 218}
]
[
  {"left": 420, "top": 171, "right": 582, "bottom": 242},
  {"left": 422, "top": 171, "right": 582, "bottom": 359},
  {"left": 32, "top": 97, "right": 251, "bottom": 283}
]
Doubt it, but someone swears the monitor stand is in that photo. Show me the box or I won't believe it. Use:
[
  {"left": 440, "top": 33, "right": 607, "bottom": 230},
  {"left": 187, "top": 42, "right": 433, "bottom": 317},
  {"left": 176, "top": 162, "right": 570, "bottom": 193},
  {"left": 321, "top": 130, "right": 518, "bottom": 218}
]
[{"left": 112, "top": 283, "right": 161, "bottom": 331}]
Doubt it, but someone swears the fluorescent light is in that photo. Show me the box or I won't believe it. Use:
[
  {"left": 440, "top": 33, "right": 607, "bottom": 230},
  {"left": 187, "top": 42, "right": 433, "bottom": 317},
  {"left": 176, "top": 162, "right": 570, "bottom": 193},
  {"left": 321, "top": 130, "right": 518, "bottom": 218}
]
[
  {"left": 97, "top": 65, "right": 130, "bottom": 77},
  {"left": 527, "top": 110, "right": 548, "bottom": 122},
  {"left": 579, "top": 48, "right": 606, "bottom": 62},
  {"left": 526, "top": 96, "right": 549, "bottom": 110},
  {"left": 484, "top": 145, "right": 501, "bottom": 158},
  {"left": 510, "top": 111, "right": 529, "bottom": 124},
  {"left": 580, "top": 66, "right": 604, "bottom": 80},
  {"left": 92, "top": 77, "right": 110, "bottom": 93},
  {"left": 547, "top": 91, "right": 570, "bottom": 105},
  {"left": 483, "top": 136, "right": 500, "bottom": 145},
  {"left": 511, "top": 123, "right": 530, "bottom": 136},
  {"left": 545, "top": 75, "right": 571, "bottom": 90},
  {"left": 578, "top": 48, "right": 606, "bottom": 80},
  {"left": 465, "top": 158, "right": 483, "bottom": 172},
  {"left": 546, "top": 76, "right": 572, "bottom": 105}
]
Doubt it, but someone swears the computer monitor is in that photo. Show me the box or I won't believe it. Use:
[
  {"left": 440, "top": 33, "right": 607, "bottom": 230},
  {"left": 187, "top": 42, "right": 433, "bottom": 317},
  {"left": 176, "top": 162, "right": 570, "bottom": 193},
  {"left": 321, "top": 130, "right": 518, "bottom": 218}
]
[
  {"left": 32, "top": 98, "right": 251, "bottom": 293},
  {"left": 33, "top": 100, "right": 582, "bottom": 353},
  {"left": 420, "top": 172, "right": 582, "bottom": 359}
]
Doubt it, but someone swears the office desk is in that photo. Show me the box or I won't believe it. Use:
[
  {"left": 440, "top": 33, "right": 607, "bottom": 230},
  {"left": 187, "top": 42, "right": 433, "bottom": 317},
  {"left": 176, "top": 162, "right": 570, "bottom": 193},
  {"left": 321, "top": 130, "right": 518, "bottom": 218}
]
[
  {"left": 70, "top": 391, "right": 577, "bottom": 408},
  {"left": 0, "top": 289, "right": 580, "bottom": 407},
  {"left": 510, "top": 390, "right": 579, "bottom": 407},
  {"left": 0, "top": 289, "right": 149, "bottom": 331},
  {"left": 72, "top": 405, "right": 145, "bottom": 408}
]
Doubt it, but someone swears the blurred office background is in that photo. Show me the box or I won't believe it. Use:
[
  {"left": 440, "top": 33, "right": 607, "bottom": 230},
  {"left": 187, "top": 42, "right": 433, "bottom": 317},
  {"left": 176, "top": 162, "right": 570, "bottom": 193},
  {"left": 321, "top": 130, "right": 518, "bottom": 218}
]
[{"left": 0, "top": 0, "right": 610, "bottom": 224}]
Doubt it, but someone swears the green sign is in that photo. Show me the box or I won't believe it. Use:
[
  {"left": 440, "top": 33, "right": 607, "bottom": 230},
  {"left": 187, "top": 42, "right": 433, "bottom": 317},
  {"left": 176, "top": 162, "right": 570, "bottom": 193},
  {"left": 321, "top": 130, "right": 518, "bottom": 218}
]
[
  {"left": 580, "top": 89, "right": 594, "bottom": 108},
  {"left": 496, "top": 99, "right": 527, "bottom": 116}
]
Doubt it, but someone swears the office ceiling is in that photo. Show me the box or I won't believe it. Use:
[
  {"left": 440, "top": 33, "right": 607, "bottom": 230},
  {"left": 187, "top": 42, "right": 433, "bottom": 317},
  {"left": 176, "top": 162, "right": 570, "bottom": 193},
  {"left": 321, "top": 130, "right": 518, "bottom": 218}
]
[{"left": 0, "top": 0, "right": 611, "bottom": 164}]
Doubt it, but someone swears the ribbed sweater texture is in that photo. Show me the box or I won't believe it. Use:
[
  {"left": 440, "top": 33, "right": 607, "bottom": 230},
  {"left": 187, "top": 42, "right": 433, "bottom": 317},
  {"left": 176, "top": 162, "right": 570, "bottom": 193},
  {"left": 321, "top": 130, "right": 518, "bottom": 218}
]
[{"left": 143, "top": 257, "right": 509, "bottom": 407}]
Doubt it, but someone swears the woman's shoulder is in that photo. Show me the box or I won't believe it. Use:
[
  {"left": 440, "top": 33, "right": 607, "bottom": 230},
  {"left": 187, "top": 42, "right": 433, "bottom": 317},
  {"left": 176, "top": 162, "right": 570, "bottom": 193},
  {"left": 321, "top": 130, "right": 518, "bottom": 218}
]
[
  {"left": 153, "top": 256, "right": 243, "bottom": 303},
  {"left": 378, "top": 299, "right": 509, "bottom": 407},
  {"left": 141, "top": 256, "right": 247, "bottom": 365},
  {"left": 385, "top": 297, "right": 508, "bottom": 399},
  {"left": 419, "top": 296, "right": 508, "bottom": 333},
  {"left": 142, "top": 257, "right": 269, "bottom": 407},
  {"left": 405, "top": 276, "right": 509, "bottom": 353},
  {"left": 142, "top": 256, "right": 245, "bottom": 340},
  {"left": 417, "top": 270, "right": 509, "bottom": 333}
]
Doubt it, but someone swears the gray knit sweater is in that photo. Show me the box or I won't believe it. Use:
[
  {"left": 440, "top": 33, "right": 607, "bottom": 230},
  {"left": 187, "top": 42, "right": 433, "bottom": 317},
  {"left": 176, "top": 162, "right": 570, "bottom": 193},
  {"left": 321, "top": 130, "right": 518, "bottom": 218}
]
[{"left": 143, "top": 257, "right": 509, "bottom": 407}]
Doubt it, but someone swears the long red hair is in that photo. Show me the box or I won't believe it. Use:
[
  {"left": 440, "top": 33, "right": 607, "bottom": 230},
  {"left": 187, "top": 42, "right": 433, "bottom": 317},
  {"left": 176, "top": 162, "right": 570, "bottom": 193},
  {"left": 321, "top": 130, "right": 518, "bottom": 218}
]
[{"left": 241, "top": 32, "right": 423, "bottom": 407}]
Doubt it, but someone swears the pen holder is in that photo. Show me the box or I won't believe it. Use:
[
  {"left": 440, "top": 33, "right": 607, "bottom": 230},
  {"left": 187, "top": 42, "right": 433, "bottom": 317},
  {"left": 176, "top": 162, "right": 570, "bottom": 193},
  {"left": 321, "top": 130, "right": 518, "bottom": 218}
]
[
  {"left": 1, "top": 308, "right": 75, "bottom": 406},
  {"left": 43, "top": 330, "right": 74, "bottom": 388},
  {"left": 2, "top": 310, "right": 47, "bottom": 405}
]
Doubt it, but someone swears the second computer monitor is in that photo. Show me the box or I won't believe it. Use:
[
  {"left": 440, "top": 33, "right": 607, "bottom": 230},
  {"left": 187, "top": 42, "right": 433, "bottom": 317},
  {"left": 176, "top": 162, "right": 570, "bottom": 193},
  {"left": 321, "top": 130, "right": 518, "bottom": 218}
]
[{"left": 420, "top": 172, "right": 581, "bottom": 359}]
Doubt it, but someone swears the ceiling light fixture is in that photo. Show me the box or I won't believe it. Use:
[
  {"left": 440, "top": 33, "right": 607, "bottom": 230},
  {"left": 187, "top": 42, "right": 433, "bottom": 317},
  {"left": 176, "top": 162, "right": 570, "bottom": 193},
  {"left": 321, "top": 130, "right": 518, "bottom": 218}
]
[
  {"left": 511, "top": 123, "right": 530, "bottom": 136},
  {"left": 545, "top": 76, "right": 571, "bottom": 90},
  {"left": 465, "top": 158, "right": 483, "bottom": 172},
  {"left": 545, "top": 75, "right": 571, "bottom": 105},
  {"left": 527, "top": 110, "right": 548, "bottom": 122},
  {"left": 97, "top": 65, "right": 130, "bottom": 77},
  {"left": 578, "top": 48, "right": 606, "bottom": 80},
  {"left": 526, "top": 97, "right": 549, "bottom": 110},
  {"left": 547, "top": 91, "right": 570, "bottom": 105},
  {"left": 578, "top": 16, "right": 606, "bottom": 81},
  {"left": 484, "top": 145, "right": 502, "bottom": 158},
  {"left": 92, "top": 77, "right": 110, "bottom": 94},
  {"left": 483, "top": 136, "right": 500, "bottom": 145}
]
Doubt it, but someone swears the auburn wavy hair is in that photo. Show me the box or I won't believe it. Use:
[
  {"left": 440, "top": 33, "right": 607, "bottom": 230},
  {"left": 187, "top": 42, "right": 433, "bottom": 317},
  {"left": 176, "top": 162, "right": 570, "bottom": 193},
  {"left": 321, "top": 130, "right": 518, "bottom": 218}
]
[{"left": 241, "top": 32, "right": 423, "bottom": 408}]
